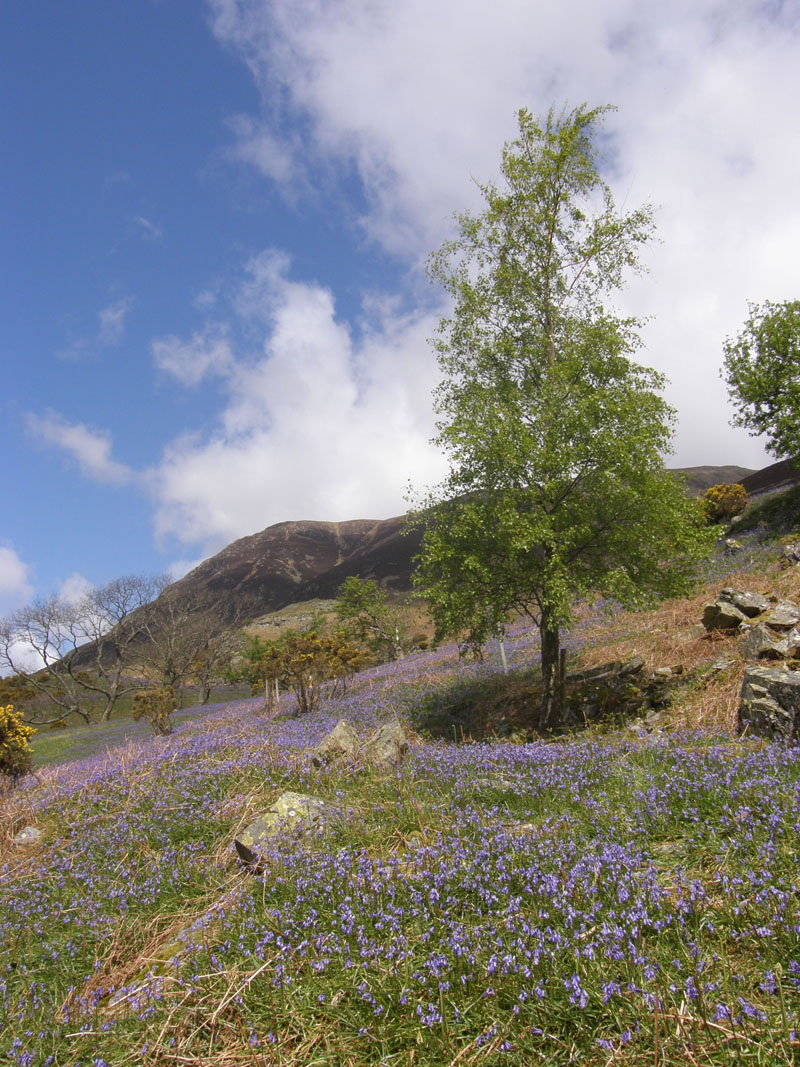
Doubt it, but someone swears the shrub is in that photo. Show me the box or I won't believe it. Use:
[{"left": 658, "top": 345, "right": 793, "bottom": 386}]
[
  {"left": 701, "top": 482, "right": 749, "bottom": 523},
  {"left": 0, "top": 704, "right": 36, "bottom": 780},
  {"left": 132, "top": 686, "right": 175, "bottom": 736}
]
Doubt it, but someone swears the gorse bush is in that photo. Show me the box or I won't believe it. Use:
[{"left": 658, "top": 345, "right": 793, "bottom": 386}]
[
  {"left": 701, "top": 482, "right": 749, "bottom": 523},
  {"left": 0, "top": 703, "right": 36, "bottom": 779},
  {"left": 132, "top": 685, "right": 175, "bottom": 736}
]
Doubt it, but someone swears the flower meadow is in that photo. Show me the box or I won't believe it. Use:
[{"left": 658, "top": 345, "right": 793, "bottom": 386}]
[{"left": 1, "top": 624, "right": 800, "bottom": 1065}]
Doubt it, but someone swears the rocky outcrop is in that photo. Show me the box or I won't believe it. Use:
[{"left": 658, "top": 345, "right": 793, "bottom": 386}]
[
  {"left": 234, "top": 791, "right": 344, "bottom": 865},
  {"left": 311, "top": 719, "right": 361, "bottom": 767},
  {"left": 701, "top": 587, "right": 800, "bottom": 663},
  {"left": 738, "top": 666, "right": 800, "bottom": 743},
  {"left": 702, "top": 588, "right": 772, "bottom": 632},
  {"left": 364, "top": 720, "right": 409, "bottom": 769},
  {"left": 309, "top": 719, "right": 411, "bottom": 770}
]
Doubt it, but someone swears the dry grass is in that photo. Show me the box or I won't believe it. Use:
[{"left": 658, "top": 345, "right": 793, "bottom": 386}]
[{"left": 575, "top": 556, "right": 800, "bottom": 733}]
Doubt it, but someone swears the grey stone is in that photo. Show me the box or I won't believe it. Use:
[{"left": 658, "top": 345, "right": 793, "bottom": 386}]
[
  {"left": 764, "top": 600, "right": 800, "bottom": 632},
  {"left": 12, "top": 825, "right": 41, "bottom": 846},
  {"left": 364, "top": 720, "right": 409, "bottom": 768},
  {"left": 311, "top": 719, "right": 361, "bottom": 767},
  {"left": 780, "top": 543, "right": 800, "bottom": 566},
  {"left": 618, "top": 655, "right": 646, "bottom": 676},
  {"left": 741, "top": 623, "right": 789, "bottom": 661},
  {"left": 720, "top": 588, "right": 772, "bottom": 618},
  {"left": 473, "top": 775, "right": 518, "bottom": 792},
  {"left": 653, "top": 667, "right": 673, "bottom": 678},
  {"left": 738, "top": 666, "right": 800, "bottom": 743},
  {"left": 711, "top": 655, "right": 735, "bottom": 672},
  {"left": 234, "top": 791, "right": 343, "bottom": 865},
  {"left": 702, "top": 601, "right": 748, "bottom": 632},
  {"left": 723, "top": 539, "right": 745, "bottom": 556},
  {"left": 677, "top": 623, "right": 707, "bottom": 643}
]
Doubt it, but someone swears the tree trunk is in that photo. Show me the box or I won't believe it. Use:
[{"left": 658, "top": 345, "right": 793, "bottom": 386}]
[{"left": 540, "top": 610, "right": 562, "bottom": 728}]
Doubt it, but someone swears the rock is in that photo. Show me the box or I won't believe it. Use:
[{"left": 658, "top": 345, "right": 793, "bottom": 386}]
[
  {"left": 311, "top": 719, "right": 361, "bottom": 767},
  {"left": 652, "top": 667, "right": 673, "bottom": 678},
  {"left": 763, "top": 600, "right": 800, "bottom": 632},
  {"left": 702, "top": 600, "right": 748, "bottom": 632},
  {"left": 12, "top": 825, "right": 41, "bottom": 846},
  {"left": 723, "top": 538, "right": 745, "bottom": 555},
  {"left": 618, "top": 655, "right": 646, "bottom": 676},
  {"left": 741, "top": 623, "right": 789, "bottom": 661},
  {"left": 473, "top": 775, "right": 518, "bottom": 792},
  {"left": 779, "top": 543, "right": 800, "bottom": 568},
  {"left": 677, "top": 623, "right": 707, "bottom": 643},
  {"left": 710, "top": 655, "right": 735, "bottom": 672},
  {"left": 234, "top": 791, "right": 343, "bottom": 865},
  {"left": 738, "top": 666, "right": 800, "bottom": 743},
  {"left": 719, "top": 588, "right": 772, "bottom": 618},
  {"left": 787, "top": 630, "right": 800, "bottom": 659},
  {"left": 364, "top": 720, "right": 409, "bottom": 768}
]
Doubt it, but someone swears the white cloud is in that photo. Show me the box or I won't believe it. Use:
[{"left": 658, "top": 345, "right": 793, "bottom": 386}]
[
  {"left": 27, "top": 412, "right": 138, "bottom": 487},
  {"left": 208, "top": 0, "right": 800, "bottom": 467},
  {"left": 150, "top": 250, "right": 446, "bottom": 551},
  {"left": 152, "top": 324, "right": 235, "bottom": 386},
  {"left": 57, "top": 573, "right": 94, "bottom": 605},
  {"left": 134, "top": 215, "right": 162, "bottom": 240},
  {"left": 98, "top": 298, "right": 133, "bottom": 346},
  {"left": 0, "top": 546, "right": 33, "bottom": 614}
]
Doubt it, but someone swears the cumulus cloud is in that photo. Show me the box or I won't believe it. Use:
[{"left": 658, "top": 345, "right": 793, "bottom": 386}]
[
  {"left": 152, "top": 324, "right": 235, "bottom": 386},
  {"left": 57, "top": 573, "right": 95, "bottom": 605},
  {"left": 151, "top": 250, "right": 446, "bottom": 552},
  {"left": 207, "top": 0, "right": 800, "bottom": 467},
  {"left": 27, "top": 412, "right": 138, "bottom": 487},
  {"left": 0, "top": 546, "right": 33, "bottom": 614}
]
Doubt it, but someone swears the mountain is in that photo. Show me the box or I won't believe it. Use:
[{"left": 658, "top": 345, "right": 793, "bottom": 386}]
[
  {"left": 170, "top": 515, "right": 423, "bottom": 626},
  {"left": 671, "top": 464, "right": 755, "bottom": 496},
  {"left": 169, "top": 463, "right": 789, "bottom": 626}
]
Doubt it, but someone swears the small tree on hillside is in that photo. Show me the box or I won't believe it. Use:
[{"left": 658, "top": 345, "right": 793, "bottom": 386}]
[
  {"left": 415, "top": 104, "right": 710, "bottom": 727},
  {"left": 238, "top": 629, "right": 366, "bottom": 715},
  {"left": 723, "top": 299, "right": 800, "bottom": 460},
  {"left": 335, "top": 577, "right": 405, "bottom": 661}
]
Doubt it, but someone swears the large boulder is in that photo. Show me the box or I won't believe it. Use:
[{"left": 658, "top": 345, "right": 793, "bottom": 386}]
[
  {"left": 763, "top": 600, "right": 800, "bottom": 632},
  {"left": 741, "top": 624, "right": 790, "bottom": 661},
  {"left": 234, "top": 791, "right": 344, "bottom": 864},
  {"left": 738, "top": 666, "right": 800, "bottom": 743},
  {"left": 702, "top": 600, "right": 749, "bottom": 632},
  {"left": 311, "top": 719, "right": 361, "bottom": 767},
  {"left": 720, "top": 588, "right": 772, "bottom": 618},
  {"left": 364, "top": 720, "right": 409, "bottom": 769}
]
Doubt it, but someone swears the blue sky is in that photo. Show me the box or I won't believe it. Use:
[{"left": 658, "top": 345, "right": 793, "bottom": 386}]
[{"left": 2, "top": 0, "right": 799, "bottom": 614}]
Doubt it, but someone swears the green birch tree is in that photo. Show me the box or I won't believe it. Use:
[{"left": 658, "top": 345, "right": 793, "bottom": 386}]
[
  {"left": 722, "top": 299, "right": 800, "bottom": 460},
  {"left": 415, "top": 104, "right": 709, "bottom": 727}
]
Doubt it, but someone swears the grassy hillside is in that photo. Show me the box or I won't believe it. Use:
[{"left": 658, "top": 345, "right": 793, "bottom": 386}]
[{"left": 1, "top": 534, "right": 799, "bottom": 1065}]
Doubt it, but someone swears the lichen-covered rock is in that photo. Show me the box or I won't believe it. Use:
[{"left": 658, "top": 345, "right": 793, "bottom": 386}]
[
  {"left": 311, "top": 719, "right": 361, "bottom": 767},
  {"left": 719, "top": 588, "right": 772, "bottom": 618},
  {"left": 741, "top": 624, "right": 790, "bottom": 661},
  {"left": 364, "top": 720, "right": 409, "bottom": 769},
  {"left": 702, "top": 600, "right": 749, "bottom": 632},
  {"left": 234, "top": 791, "right": 343, "bottom": 864},
  {"left": 763, "top": 600, "right": 800, "bottom": 632},
  {"left": 12, "top": 825, "right": 41, "bottom": 846},
  {"left": 738, "top": 666, "right": 800, "bottom": 743}
]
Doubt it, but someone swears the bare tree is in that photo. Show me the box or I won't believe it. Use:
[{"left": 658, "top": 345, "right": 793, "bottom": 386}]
[
  {"left": 71, "top": 574, "right": 170, "bottom": 721},
  {"left": 132, "top": 589, "right": 233, "bottom": 705},
  {"left": 0, "top": 574, "right": 168, "bottom": 725}
]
